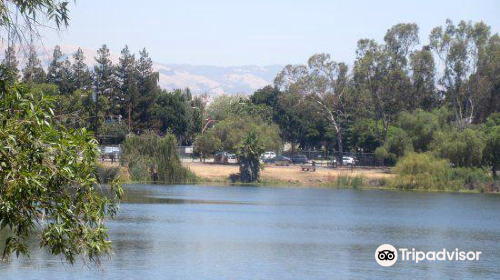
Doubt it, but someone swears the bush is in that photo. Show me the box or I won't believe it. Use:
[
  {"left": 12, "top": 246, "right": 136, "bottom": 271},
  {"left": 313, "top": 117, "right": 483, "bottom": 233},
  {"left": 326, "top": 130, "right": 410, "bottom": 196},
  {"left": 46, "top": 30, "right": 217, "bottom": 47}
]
[
  {"left": 431, "top": 128, "right": 485, "bottom": 168},
  {"left": 483, "top": 126, "right": 500, "bottom": 178},
  {"left": 350, "top": 119, "right": 383, "bottom": 152},
  {"left": 121, "top": 132, "right": 196, "bottom": 183},
  {"left": 396, "top": 109, "right": 439, "bottom": 152},
  {"left": 208, "top": 115, "right": 281, "bottom": 153},
  {"left": 335, "top": 175, "right": 365, "bottom": 188},
  {"left": 96, "top": 164, "right": 121, "bottom": 183},
  {"left": 450, "top": 167, "right": 490, "bottom": 190},
  {"left": 392, "top": 153, "right": 452, "bottom": 190},
  {"left": 194, "top": 131, "right": 223, "bottom": 158},
  {"left": 375, "top": 128, "right": 413, "bottom": 165},
  {"left": 385, "top": 128, "right": 414, "bottom": 157}
]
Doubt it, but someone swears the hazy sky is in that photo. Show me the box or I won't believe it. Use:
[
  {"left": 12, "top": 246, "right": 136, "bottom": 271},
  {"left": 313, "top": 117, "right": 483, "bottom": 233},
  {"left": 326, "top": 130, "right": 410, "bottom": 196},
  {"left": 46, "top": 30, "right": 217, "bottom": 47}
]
[{"left": 40, "top": 0, "right": 500, "bottom": 66}]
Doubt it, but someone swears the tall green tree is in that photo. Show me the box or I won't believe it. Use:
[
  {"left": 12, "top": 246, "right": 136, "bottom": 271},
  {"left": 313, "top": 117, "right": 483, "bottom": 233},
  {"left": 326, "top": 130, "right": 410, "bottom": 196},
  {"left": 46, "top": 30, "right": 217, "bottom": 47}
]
[
  {"left": 251, "top": 85, "right": 280, "bottom": 109},
  {"left": 46, "top": 45, "right": 64, "bottom": 87},
  {"left": 353, "top": 23, "right": 419, "bottom": 143},
  {"left": 71, "top": 48, "right": 92, "bottom": 91},
  {"left": 153, "top": 89, "right": 189, "bottom": 138},
  {"left": 473, "top": 34, "right": 500, "bottom": 123},
  {"left": 93, "top": 44, "right": 117, "bottom": 134},
  {"left": 94, "top": 44, "right": 117, "bottom": 101},
  {"left": 116, "top": 45, "right": 138, "bottom": 131},
  {"left": 430, "top": 19, "right": 491, "bottom": 128},
  {"left": 409, "top": 47, "right": 438, "bottom": 110},
  {"left": 1, "top": 46, "right": 19, "bottom": 82},
  {"left": 59, "top": 57, "right": 74, "bottom": 95},
  {"left": 275, "top": 54, "right": 349, "bottom": 163},
  {"left": 135, "top": 48, "right": 159, "bottom": 131},
  {"left": 22, "top": 45, "right": 46, "bottom": 84}
]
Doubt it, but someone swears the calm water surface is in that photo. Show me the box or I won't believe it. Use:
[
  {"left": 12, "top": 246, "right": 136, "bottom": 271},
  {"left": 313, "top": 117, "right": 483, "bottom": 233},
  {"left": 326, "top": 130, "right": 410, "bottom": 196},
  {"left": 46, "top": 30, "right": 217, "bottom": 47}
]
[{"left": 1, "top": 184, "right": 500, "bottom": 279}]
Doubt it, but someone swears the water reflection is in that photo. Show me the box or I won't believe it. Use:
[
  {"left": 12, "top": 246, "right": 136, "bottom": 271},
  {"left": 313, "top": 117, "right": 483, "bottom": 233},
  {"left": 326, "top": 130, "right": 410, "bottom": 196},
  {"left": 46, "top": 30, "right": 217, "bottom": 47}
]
[{"left": 1, "top": 184, "right": 500, "bottom": 280}]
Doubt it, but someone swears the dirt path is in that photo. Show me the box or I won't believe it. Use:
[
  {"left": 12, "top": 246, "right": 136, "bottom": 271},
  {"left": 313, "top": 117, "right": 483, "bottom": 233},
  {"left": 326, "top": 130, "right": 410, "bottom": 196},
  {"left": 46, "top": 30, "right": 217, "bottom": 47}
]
[{"left": 183, "top": 162, "right": 393, "bottom": 186}]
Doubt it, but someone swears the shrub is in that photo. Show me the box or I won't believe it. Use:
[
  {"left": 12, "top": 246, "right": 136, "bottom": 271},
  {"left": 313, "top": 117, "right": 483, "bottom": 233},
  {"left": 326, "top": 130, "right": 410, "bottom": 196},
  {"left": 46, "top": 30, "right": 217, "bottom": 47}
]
[
  {"left": 396, "top": 109, "right": 439, "bottom": 152},
  {"left": 431, "top": 128, "right": 485, "bottom": 168},
  {"left": 392, "top": 153, "right": 452, "bottom": 190},
  {"left": 450, "top": 167, "right": 490, "bottom": 190},
  {"left": 335, "top": 175, "right": 365, "bottom": 188},
  {"left": 483, "top": 126, "right": 500, "bottom": 179},
  {"left": 96, "top": 164, "right": 121, "bottom": 183},
  {"left": 350, "top": 118, "right": 383, "bottom": 152},
  {"left": 350, "top": 176, "right": 364, "bottom": 188},
  {"left": 375, "top": 128, "right": 413, "bottom": 165},
  {"left": 194, "top": 131, "right": 223, "bottom": 158},
  {"left": 121, "top": 132, "right": 196, "bottom": 183},
  {"left": 385, "top": 128, "right": 414, "bottom": 158}
]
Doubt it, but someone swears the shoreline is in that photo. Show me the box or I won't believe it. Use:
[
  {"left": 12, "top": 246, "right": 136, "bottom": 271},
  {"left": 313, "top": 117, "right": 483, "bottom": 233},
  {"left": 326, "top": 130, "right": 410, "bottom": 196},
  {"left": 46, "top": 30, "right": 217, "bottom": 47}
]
[
  {"left": 101, "top": 161, "right": 495, "bottom": 194},
  {"left": 183, "top": 161, "right": 393, "bottom": 186}
]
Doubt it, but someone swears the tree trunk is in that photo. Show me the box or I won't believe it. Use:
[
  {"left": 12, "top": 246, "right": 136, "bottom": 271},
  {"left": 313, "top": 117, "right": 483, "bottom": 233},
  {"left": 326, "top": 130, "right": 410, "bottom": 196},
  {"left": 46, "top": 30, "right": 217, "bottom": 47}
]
[
  {"left": 128, "top": 104, "right": 131, "bottom": 132},
  {"left": 317, "top": 100, "right": 344, "bottom": 167},
  {"left": 336, "top": 124, "right": 344, "bottom": 167}
]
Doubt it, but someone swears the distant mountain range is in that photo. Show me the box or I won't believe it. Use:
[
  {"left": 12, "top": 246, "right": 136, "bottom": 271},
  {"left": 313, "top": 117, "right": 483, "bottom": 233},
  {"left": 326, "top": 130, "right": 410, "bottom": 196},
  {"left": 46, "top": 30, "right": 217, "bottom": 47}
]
[{"left": 7, "top": 44, "right": 283, "bottom": 95}]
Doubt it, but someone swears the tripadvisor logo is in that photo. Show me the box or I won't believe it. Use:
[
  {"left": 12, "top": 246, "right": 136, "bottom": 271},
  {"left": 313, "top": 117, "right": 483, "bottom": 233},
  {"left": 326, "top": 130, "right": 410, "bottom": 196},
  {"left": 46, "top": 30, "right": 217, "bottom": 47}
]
[
  {"left": 375, "top": 244, "right": 398, "bottom": 267},
  {"left": 375, "top": 244, "right": 482, "bottom": 267}
]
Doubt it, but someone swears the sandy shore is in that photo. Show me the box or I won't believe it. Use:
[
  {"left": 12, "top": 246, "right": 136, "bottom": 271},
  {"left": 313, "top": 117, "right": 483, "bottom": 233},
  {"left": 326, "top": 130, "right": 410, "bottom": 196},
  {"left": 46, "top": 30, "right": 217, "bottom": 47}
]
[{"left": 183, "top": 162, "right": 393, "bottom": 186}]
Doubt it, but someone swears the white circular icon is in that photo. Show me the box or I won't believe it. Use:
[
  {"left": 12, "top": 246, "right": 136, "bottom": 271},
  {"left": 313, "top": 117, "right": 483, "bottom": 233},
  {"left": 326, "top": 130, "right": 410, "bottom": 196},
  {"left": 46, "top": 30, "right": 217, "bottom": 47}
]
[{"left": 375, "top": 244, "right": 398, "bottom": 267}]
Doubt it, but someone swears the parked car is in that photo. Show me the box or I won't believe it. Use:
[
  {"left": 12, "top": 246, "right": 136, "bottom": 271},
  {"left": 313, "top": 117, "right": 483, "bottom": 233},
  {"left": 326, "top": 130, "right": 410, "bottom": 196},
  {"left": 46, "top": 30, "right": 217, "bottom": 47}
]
[
  {"left": 262, "top": 151, "right": 277, "bottom": 161},
  {"left": 274, "top": 155, "right": 291, "bottom": 166},
  {"left": 262, "top": 157, "right": 275, "bottom": 164},
  {"left": 228, "top": 153, "right": 238, "bottom": 163},
  {"left": 101, "top": 146, "right": 121, "bottom": 161},
  {"left": 342, "top": 156, "right": 356, "bottom": 165},
  {"left": 214, "top": 152, "right": 231, "bottom": 164},
  {"left": 291, "top": 154, "right": 308, "bottom": 164}
]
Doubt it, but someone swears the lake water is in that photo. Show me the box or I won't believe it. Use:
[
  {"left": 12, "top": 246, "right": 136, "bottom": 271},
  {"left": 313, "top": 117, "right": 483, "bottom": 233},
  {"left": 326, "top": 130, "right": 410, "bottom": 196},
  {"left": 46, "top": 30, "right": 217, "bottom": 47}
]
[{"left": 1, "top": 184, "right": 500, "bottom": 279}]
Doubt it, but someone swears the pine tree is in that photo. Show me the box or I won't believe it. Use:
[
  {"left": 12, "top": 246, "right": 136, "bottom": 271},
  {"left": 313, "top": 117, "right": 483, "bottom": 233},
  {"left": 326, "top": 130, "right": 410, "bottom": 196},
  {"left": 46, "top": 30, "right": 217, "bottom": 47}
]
[
  {"left": 71, "top": 47, "right": 92, "bottom": 91},
  {"left": 1, "top": 46, "right": 19, "bottom": 81},
  {"left": 135, "top": 48, "right": 159, "bottom": 131},
  {"left": 46, "top": 45, "right": 64, "bottom": 86},
  {"left": 94, "top": 44, "right": 117, "bottom": 101},
  {"left": 59, "top": 57, "right": 74, "bottom": 94},
  {"left": 22, "top": 45, "right": 46, "bottom": 83},
  {"left": 116, "top": 45, "right": 138, "bottom": 130},
  {"left": 93, "top": 44, "right": 117, "bottom": 134}
]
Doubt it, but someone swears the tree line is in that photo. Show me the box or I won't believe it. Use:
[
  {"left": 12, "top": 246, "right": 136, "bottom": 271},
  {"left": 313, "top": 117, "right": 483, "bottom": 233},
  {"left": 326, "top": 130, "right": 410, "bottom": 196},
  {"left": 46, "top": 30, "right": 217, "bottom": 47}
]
[
  {"left": 1, "top": 19, "right": 498, "bottom": 175},
  {"left": 0, "top": 44, "right": 203, "bottom": 145}
]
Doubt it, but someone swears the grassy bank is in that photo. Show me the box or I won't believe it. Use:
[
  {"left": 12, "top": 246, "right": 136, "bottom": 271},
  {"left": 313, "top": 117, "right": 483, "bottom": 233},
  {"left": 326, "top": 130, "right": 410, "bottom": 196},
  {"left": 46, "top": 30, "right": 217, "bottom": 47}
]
[{"left": 102, "top": 160, "right": 498, "bottom": 193}]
